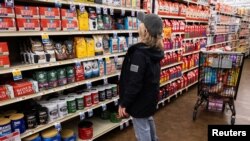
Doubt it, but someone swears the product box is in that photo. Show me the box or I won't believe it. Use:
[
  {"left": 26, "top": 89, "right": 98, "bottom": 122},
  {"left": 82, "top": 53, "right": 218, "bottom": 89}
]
[
  {"left": 0, "top": 55, "right": 10, "bottom": 68},
  {"left": 132, "top": 17, "right": 137, "bottom": 30},
  {"left": 61, "top": 9, "right": 77, "bottom": 20},
  {"left": 39, "top": 7, "right": 60, "bottom": 19},
  {"left": 0, "top": 18, "right": 16, "bottom": 31},
  {"left": 124, "top": 17, "right": 133, "bottom": 30},
  {"left": 0, "top": 42, "right": 9, "bottom": 56},
  {"left": 16, "top": 18, "right": 40, "bottom": 31},
  {"left": 126, "top": 0, "right": 132, "bottom": 7},
  {"left": 0, "top": 85, "right": 14, "bottom": 101},
  {"left": 40, "top": 19, "right": 61, "bottom": 31},
  {"left": 61, "top": 19, "right": 78, "bottom": 31},
  {"left": 15, "top": 6, "right": 39, "bottom": 19},
  {"left": 0, "top": 3, "right": 15, "bottom": 17},
  {"left": 10, "top": 81, "right": 36, "bottom": 97}
]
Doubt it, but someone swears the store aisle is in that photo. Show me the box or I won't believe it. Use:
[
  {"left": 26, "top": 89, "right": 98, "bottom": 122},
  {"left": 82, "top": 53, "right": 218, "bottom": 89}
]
[{"left": 97, "top": 58, "right": 250, "bottom": 141}]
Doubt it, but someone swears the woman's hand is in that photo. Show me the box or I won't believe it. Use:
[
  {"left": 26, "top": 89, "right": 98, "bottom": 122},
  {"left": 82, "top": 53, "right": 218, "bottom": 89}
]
[{"left": 118, "top": 105, "right": 129, "bottom": 118}]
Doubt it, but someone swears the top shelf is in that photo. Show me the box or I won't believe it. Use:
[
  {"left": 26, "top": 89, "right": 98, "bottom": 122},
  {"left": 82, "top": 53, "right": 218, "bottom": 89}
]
[
  {"left": 17, "top": 0, "right": 146, "bottom": 12},
  {"left": 159, "top": 15, "right": 186, "bottom": 20},
  {"left": 183, "top": 0, "right": 209, "bottom": 6}
]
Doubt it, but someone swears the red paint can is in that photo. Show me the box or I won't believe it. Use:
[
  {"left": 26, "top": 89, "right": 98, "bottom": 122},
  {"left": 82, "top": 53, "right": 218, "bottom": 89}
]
[{"left": 78, "top": 121, "right": 93, "bottom": 140}]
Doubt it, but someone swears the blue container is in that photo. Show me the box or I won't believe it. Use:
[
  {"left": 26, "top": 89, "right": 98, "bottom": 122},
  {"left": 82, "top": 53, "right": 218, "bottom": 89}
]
[
  {"left": 61, "top": 129, "right": 76, "bottom": 141},
  {"left": 9, "top": 113, "right": 26, "bottom": 134},
  {"left": 0, "top": 118, "right": 12, "bottom": 137},
  {"left": 42, "top": 128, "right": 61, "bottom": 141},
  {"left": 23, "top": 133, "right": 42, "bottom": 141}
]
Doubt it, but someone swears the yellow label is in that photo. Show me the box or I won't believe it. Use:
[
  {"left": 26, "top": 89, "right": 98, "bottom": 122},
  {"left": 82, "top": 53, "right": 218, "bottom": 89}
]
[
  {"left": 41, "top": 33, "right": 49, "bottom": 40},
  {"left": 105, "top": 57, "right": 110, "bottom": 62},
  {"left": 163, "top": 27, "right": 172, "bottom": 38},
  {"left": 12, "top": 69, "right": 22, "bottom": 80}
]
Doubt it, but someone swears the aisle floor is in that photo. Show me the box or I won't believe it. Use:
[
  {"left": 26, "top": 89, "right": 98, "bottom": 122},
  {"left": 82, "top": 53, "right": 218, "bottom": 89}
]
[{"left": 97, "top": 58, "right": 250, "bottom": 141}]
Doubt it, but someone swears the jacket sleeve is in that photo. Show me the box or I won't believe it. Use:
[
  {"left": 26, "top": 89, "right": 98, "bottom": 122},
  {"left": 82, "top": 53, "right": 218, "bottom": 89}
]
[{"left": 120, "top": 51, "right": 146, "bottom": 108}]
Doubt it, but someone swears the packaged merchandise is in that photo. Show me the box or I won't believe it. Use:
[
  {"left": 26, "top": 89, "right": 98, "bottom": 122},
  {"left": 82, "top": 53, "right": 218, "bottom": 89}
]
[
  {"left": 23, "top": 133, "right": 42, "bottom": 141},
  {"left": 57, "top": 68, "right": 67, "bottom": 86},
  {"left": 126, "top": 0, "right": 132, "bottom": 7},
  {"left": 39, "top": 7, "right": 60, "bottom": 19},
  {"left": 78, "top": 120, "right": 93, "bottom": 140},
  {"left": 77, "top": 9, "right": 89, "bottom": 31},
  {"left": 114, "top": 0, "right": 121, "bottom": 6},
  {"left": 47, "top": 70, "right": 58, "bottom": 88},
  {"left": 61, "top": 129, "right": 76, "bottom": 141},
  {"left": 132, "top": 0, "right": 136, "bottom": 8},
  {"left": 15, "top": 6, "right": 39, "bottom": 19},
  {"left": 103, "top": 15, "right": 112, "bottom": 30},
  {"left": 84, "top": 61, "right": 93, "bottom": 79},
  {"left": 9, "top": 113, "right": 26, "bottom": 133},
  {"left": 65, "top": 39, "right": 75, "bottom": 59},
  {"left": 16, "top": 19, "right": 40, "bottom": 31},
  {"left": 0, "top": 85, "right": 14, "bottom": 101},
  {"left": 0, "top": 18, "right": 16, "bottom": 31},
  {"left": 29, "top": 38, "right": 46, "bottom": 64},
  {"left": 103, "top": 35, "right": 110, "bottom": 54},
  {"left": 40, "top": 19, "right": 61, "bottom": 31},
  {"left": 57, "top": 99, "right": 68, "bottom": 117},
  {"left": 67, "top": 96, "right": 77, "bottom": 113},
  {"left": 83, "top": 92, "right": 92, "bottom": 107},
  {"left": 98, "top": 59, "right": 105, "bottom": 76},
  {"left": 43, "top": 40, "right": 56, "bottom": 63},
  {"left": 126, "top": 36, "right": 133, "bottom": 48},
  {"left": 61, "top": 9, "right": 77, "bottom": 20},
  {"left": 0, "top": 55, "right": 10, "bottom": 68},
  {"left": 34, "top": 71, "right": 49, "bottom": 90},
  {"left": 97, "top": 14, "right": 104, "bottom": 30},
  {"left": 74, "top": 63, "right": 85, "bottom": 82},
  {"left": 74, "top": 37, "right": 87, "bottom": 58},
  {"left": 61, "top": 19, "right": 78, "bottom": 31},
  {"left": 110, "top": 58, "right": 116, "bottom": 73},
  {"left": 92, "top": 60, "right": 100, "bottom": 77},
  {"left": 41, "top": 128, "right": 61, "bottom": 141},
  {"left": 118, "top": 36, "right": 127, "bottom": 52},
  {"left": 116, "top": 18, "right": 124, "bottom": 30},
  {"left": 88, "top": 8, "right": 97, "bottom": 30},
  {"left": 121, "top": 0, "right": 126, "bottom": 6},
  {"left": 54, "top": 42, "right": 67, "bottom": 60},
  {"left": 124, "top": 17, "right": 133, "bottom": 30},
  {"left": 132, "top": 17, "right": 138, "bottom": 29},
  {"left": 0, "top": 118, "right": 12, "bottom": 137},
  {"left": 93, "top": 35, "right": 104, "bottom": 56},
  {"left": 85, "top": 38, "right": 95, "bottom": 57},
  {"left": 115, "top": 57, "right": 124, "bottom": 70},
  {"left": 91, "top": 89, "right": 99, "bottom": 104},
  {"left": 109, "top": 37, "right": 118, "bottom": 53},
  {"left": 10, "top": 80, "right": 37, "bottom": 97},
  {"left": 0, "top": 3, "right": 15, "bottom": 17},
  {"left": 66, "top": 66, "right": 75, "bottom": 83},
  {"left": 104, "top": 58, "right": 112, "bottom": 75}
]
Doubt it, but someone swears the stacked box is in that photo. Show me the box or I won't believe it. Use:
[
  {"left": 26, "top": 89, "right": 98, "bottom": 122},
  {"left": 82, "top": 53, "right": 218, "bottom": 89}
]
[
  {"left": 39, "top": 7, "right": 61, "bottom": 31},
  {"left": 0, "top": 42, "right": 10, "bottom": 68},
  {"left": 0, "top": 3, "right": 16, "bottom": 31},
  {"left": 61, "top": 8, "right": 78, "bottom": 31}
]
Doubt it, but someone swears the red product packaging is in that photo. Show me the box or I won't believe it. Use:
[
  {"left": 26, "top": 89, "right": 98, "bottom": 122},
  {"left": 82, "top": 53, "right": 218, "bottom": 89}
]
[
  {"left": 40, "top": 19, "right": 61, "bottom": 31},
  {"left": 0, "top": 42, "right": 9, "bottom": 56},
  {"left": 15, "top": 6, "right": 39, "bottom": 19},
  {"left": 0, "top": 3, "right": 15, "bottom": 17},
  {"left": 11, "top": 81, "right": 35, "bottom": 97},
  {"left": 0, "top": 17, "right": 16, "bottom": 31},
  {"left": 16, "top": 18, "right": 40, "bottom": 31},
  {"left": 0, "top": 85, "right": 14, "bottom": 101},
  {"left": 0, "top": 55, "right": 10, "bottom": 68},
  {"left": 75, "top": 63, "right": 85, "bottom": 82},
  {"left": 61, "top": 9, "right": 77, "bottom": 20},
  {"left": 39, "top": 7, "right": 60, "bottom": 19},
  {"left": 61, "top": 19, "right": 78, "bottom": 31}
]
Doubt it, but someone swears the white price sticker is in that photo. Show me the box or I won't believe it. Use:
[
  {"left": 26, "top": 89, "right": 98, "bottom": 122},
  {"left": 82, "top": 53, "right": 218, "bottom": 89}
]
[
  {"left": 131, "top": 11, "right": 135, "bottom": 17},
  {"left": 86, "top": 81, "right": 92, "bottom": 89},
  {"left": 5, "top": 0, "right": 14, "bottom": 7},
  {"left": 156, "top": 104, "right": 159, "bottom": 109},
  {"left": 103, "top": 8, "right": 108, "bottom": 15},
  {"left": 129, "top": 32, "right": 133, "bottom": 37},
  {"left": 55, "top": 0, "right": 62, "bottom": 7},
  {"left": 88, "top": 109, "right": 93, "bottom": 117},
  {"left": 125, "top": 121, "right": 129, "bottom": 127},
  {"left": 79, "top": 4, "right": 85, "bottom": 13},
  {"left": 120, "top": 123, "right": 124, "bottom": 130},
  {"left": 41, "top": 32, "right": 50, "bottom": 44},
  {"left": 113, "top": 33, "right": 118, "bottom": 38},
  {"left": 121, "top": 9, "right": 125, "bottom": 16},
  {"left": 103, "top": 77, "right": 108, "bottom": 84},
  {"left": 114, "top": 99, "right": 118, "bottom": 106},
  {"left": 96, "top": 7, "right": 101, "bottom": 14},
  {"left": 110, "top": 8, "right": 114, "bottom": 15},
  {"left": 70, "top": 4, "right": 76, "bottom": 12},
  {"left": 102, "top": 104, "right": 107, "bottom": 111},
  {"left": 162, "top": 101, "right": 165, "bottom": 106},
  {"left": 54, "top": 122, "right": 62, "bottom": 131},
  {"left": 79, "top": 112, "right": 85, "bottom": 120}
]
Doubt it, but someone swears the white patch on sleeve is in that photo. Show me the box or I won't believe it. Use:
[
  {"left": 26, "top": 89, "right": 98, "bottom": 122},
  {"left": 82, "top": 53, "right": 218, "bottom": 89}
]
[{"left": 130, "top": 64, "right": 139, "bottom": 72}]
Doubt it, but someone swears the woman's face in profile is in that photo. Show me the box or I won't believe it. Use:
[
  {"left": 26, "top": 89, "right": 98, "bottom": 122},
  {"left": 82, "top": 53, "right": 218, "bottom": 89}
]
[{"left": 138, "top": 23, "right": 147, "bottom": 41}]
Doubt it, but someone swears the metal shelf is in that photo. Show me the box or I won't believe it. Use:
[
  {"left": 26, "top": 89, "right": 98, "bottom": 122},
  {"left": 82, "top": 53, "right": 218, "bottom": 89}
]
[
  {"left": 183, "top": 36, "right": 207, "bottom": 41},
  {"left": 0, "top": 52, "right": 126, "bottom": 75},
  {"left": 207, "top": 32, "right": 237, "bottom": 36},
  {"left": 217, "top": 12, "right": 242, "bottom": 18},
  {"left": 182, "top": 50, "right": 200, "bottom": 56},
  {"left": 17, "top": 0, "right": 145, "bottom": 12},
  {"left": 182, "top": 66, "right": 198, "bottom": 73},
  {"left": 161, "top": 62, "right": 183, "bottom": 70},
  {"left": 206, "top": 40, "right": 238, "bottom": 47},
  {"left": 160, "top": 77, "right": 181, "bottom": 87},
  {"left": 0, "top": 30, "right": 138, "bottom": 37},
  {"left": 185, "top": 20, "right": 209, "bottom": 23},
  {"left": 164, "top": 48, "right": 182, "bottom": 53},
  {"left": 0, "top": 72, "right": 120, "bottom": 107},
  {"left": 159, "top": 15, "right": 186, "bottom": 19},
  {"left": 20, "top": 97, "right": 119, "bottom": 139}
]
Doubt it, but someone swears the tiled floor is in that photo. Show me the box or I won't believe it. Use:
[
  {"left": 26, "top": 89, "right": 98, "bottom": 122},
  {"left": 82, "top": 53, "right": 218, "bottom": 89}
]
[{"left": 97, "top": 58, "right": 250, "bottom": 141}]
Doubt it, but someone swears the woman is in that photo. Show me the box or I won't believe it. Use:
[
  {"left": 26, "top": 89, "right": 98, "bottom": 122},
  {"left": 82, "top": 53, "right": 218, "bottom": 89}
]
[{"left": 118, "top": 12, "right": 164, "bottom": 141}]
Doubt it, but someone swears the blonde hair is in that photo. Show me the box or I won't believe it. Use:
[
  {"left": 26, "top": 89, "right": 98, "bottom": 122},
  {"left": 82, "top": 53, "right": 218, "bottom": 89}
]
[{"left": 138, "top": 23, "right": 163, "bottom": 50}]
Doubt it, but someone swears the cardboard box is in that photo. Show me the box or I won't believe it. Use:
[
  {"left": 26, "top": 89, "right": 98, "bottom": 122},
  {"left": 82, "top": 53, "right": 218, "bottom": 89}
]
[
  {"left": 61, "top": 9, "right": 77, "bottom": 20},
  {"left": 41, "top": 19, "right": 61, "bottom": 31},
  {"left": 39, "top": 7, "right": 60, "bottom": 19},
  {"left": 0, "top": 85, "right": 14, "bottom": 101},
  {"left": 0, "top": 18, "right": 16, "bottom": 31},
  {"left": 16, "top": 18, "right": 40, "bottom": 31},
  {"left": 15, "top": 6, "right": 39, "bottom": 19},
  {"left": 0, "top": 42, "right": 9, "bottom": 56},
  {"left": 0, "top": 55, "right": 10, "bottom": 68},
  {"left": 61, "top": 19, "right": 78, "bottom": 31},
  {"left": 0, "top": 3, "right": 15, "bottom": 17},
  {"left": 11, "top": 81, "right": 35, "bottom": 97}
]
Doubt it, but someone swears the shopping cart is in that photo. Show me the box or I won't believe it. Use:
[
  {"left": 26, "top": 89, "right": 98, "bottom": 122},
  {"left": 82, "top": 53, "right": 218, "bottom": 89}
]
[{"left": 192, "top": 51, "right": 245, "bottom": 125}]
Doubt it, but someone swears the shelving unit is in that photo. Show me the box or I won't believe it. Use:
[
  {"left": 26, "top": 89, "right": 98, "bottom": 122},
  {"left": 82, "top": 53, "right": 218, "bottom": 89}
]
[
  {"left": 161, "top": 62, "right": 183, "bottom": 70},
  {"left": 182, "top": 65, "right": 199, "bottom": 74},
  {"left": 164, "top": 48, "right": 182, "bottom": 53},
  {"left": 182, "top": 50, "right": 200, "bottom": 56}
]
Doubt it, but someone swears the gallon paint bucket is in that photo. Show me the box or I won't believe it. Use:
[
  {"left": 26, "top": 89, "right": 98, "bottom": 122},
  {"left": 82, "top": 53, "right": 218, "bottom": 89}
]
[
  {"left": 9, "top": 113, "right": 26, "bottom": 133},
  {"left": 78, "top": 121, "right": 93, "bottom": 140}
]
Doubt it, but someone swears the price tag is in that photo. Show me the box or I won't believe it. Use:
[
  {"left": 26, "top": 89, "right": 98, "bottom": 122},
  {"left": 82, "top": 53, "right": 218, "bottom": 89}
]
[
  {"left": 87, "top": 109, "right": 93, "bottom": 117},
  {"left": 125, "top": 120, "right": 129, "bottom": 127},
  {"left": 5, "top": 0, "right": 14, "bottom": 7},
  {"left": 103, "top": 8, "right": 108, "bottom": 15},
  {"left": 96, "top": 7, "right": 101, "bottom": 14},
  {"left": 120, "top": 123, "right": 124, "bottom": 130},
  {"left": 156, "top": 104, "right": 159, "bottom": 109},
  {"left": 103, "top": 77, "right": 108, "bottom": 84},
  {"left": 168, "top": 99, "right": 170, "bottom": 103},
  {"left": 114, "top": 98, "right": 118, "bottom": 106},
  {"left": 121, "top": 9, "right": 125, "bottom": 16},
  {"left": 79, "top": 4, "right": 85, "bottom": 13},
  {"left": 86, "top": 81, "right": 92, "bottom": 89},
  {"left": 74, "top": 60, "right": 81, "bottom": 66},
  {"left": 102, "top": 104, "right": 107, "bottom": 111},
  {"left": 79, "top": 112, "right": 85, "bottom": 120},
  {"left": 113, "top": 33, "right": 117, "bottom": 38},
  {"left": 129, "top": 32, "right": 133, "bottom": 37},
  {"left": 70, "top": 3, "right": 76, "bottom": 12},
  {"left": 54, "top": 122, "right": 62, "bottom": 131},
  {"left": 110, "top": 8, "right": 114, "bottom": 15},
  {"left": 12, "top": 69, "right": 22, "bottom": 81},
  {"left": 131, "top": 11, "right": 135, "bottom": 17},
  {"left": 180, "top": 90, "right": 182, "bottom": 95},
  {"left": 41, "top": 33, "right": 50, "bottom": 44},
  {"left": 162, "top": 101, "right": 165, "bottom": 106},
  {"left": 55, "top": 0, "right": 62, "bottom": 8}
]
